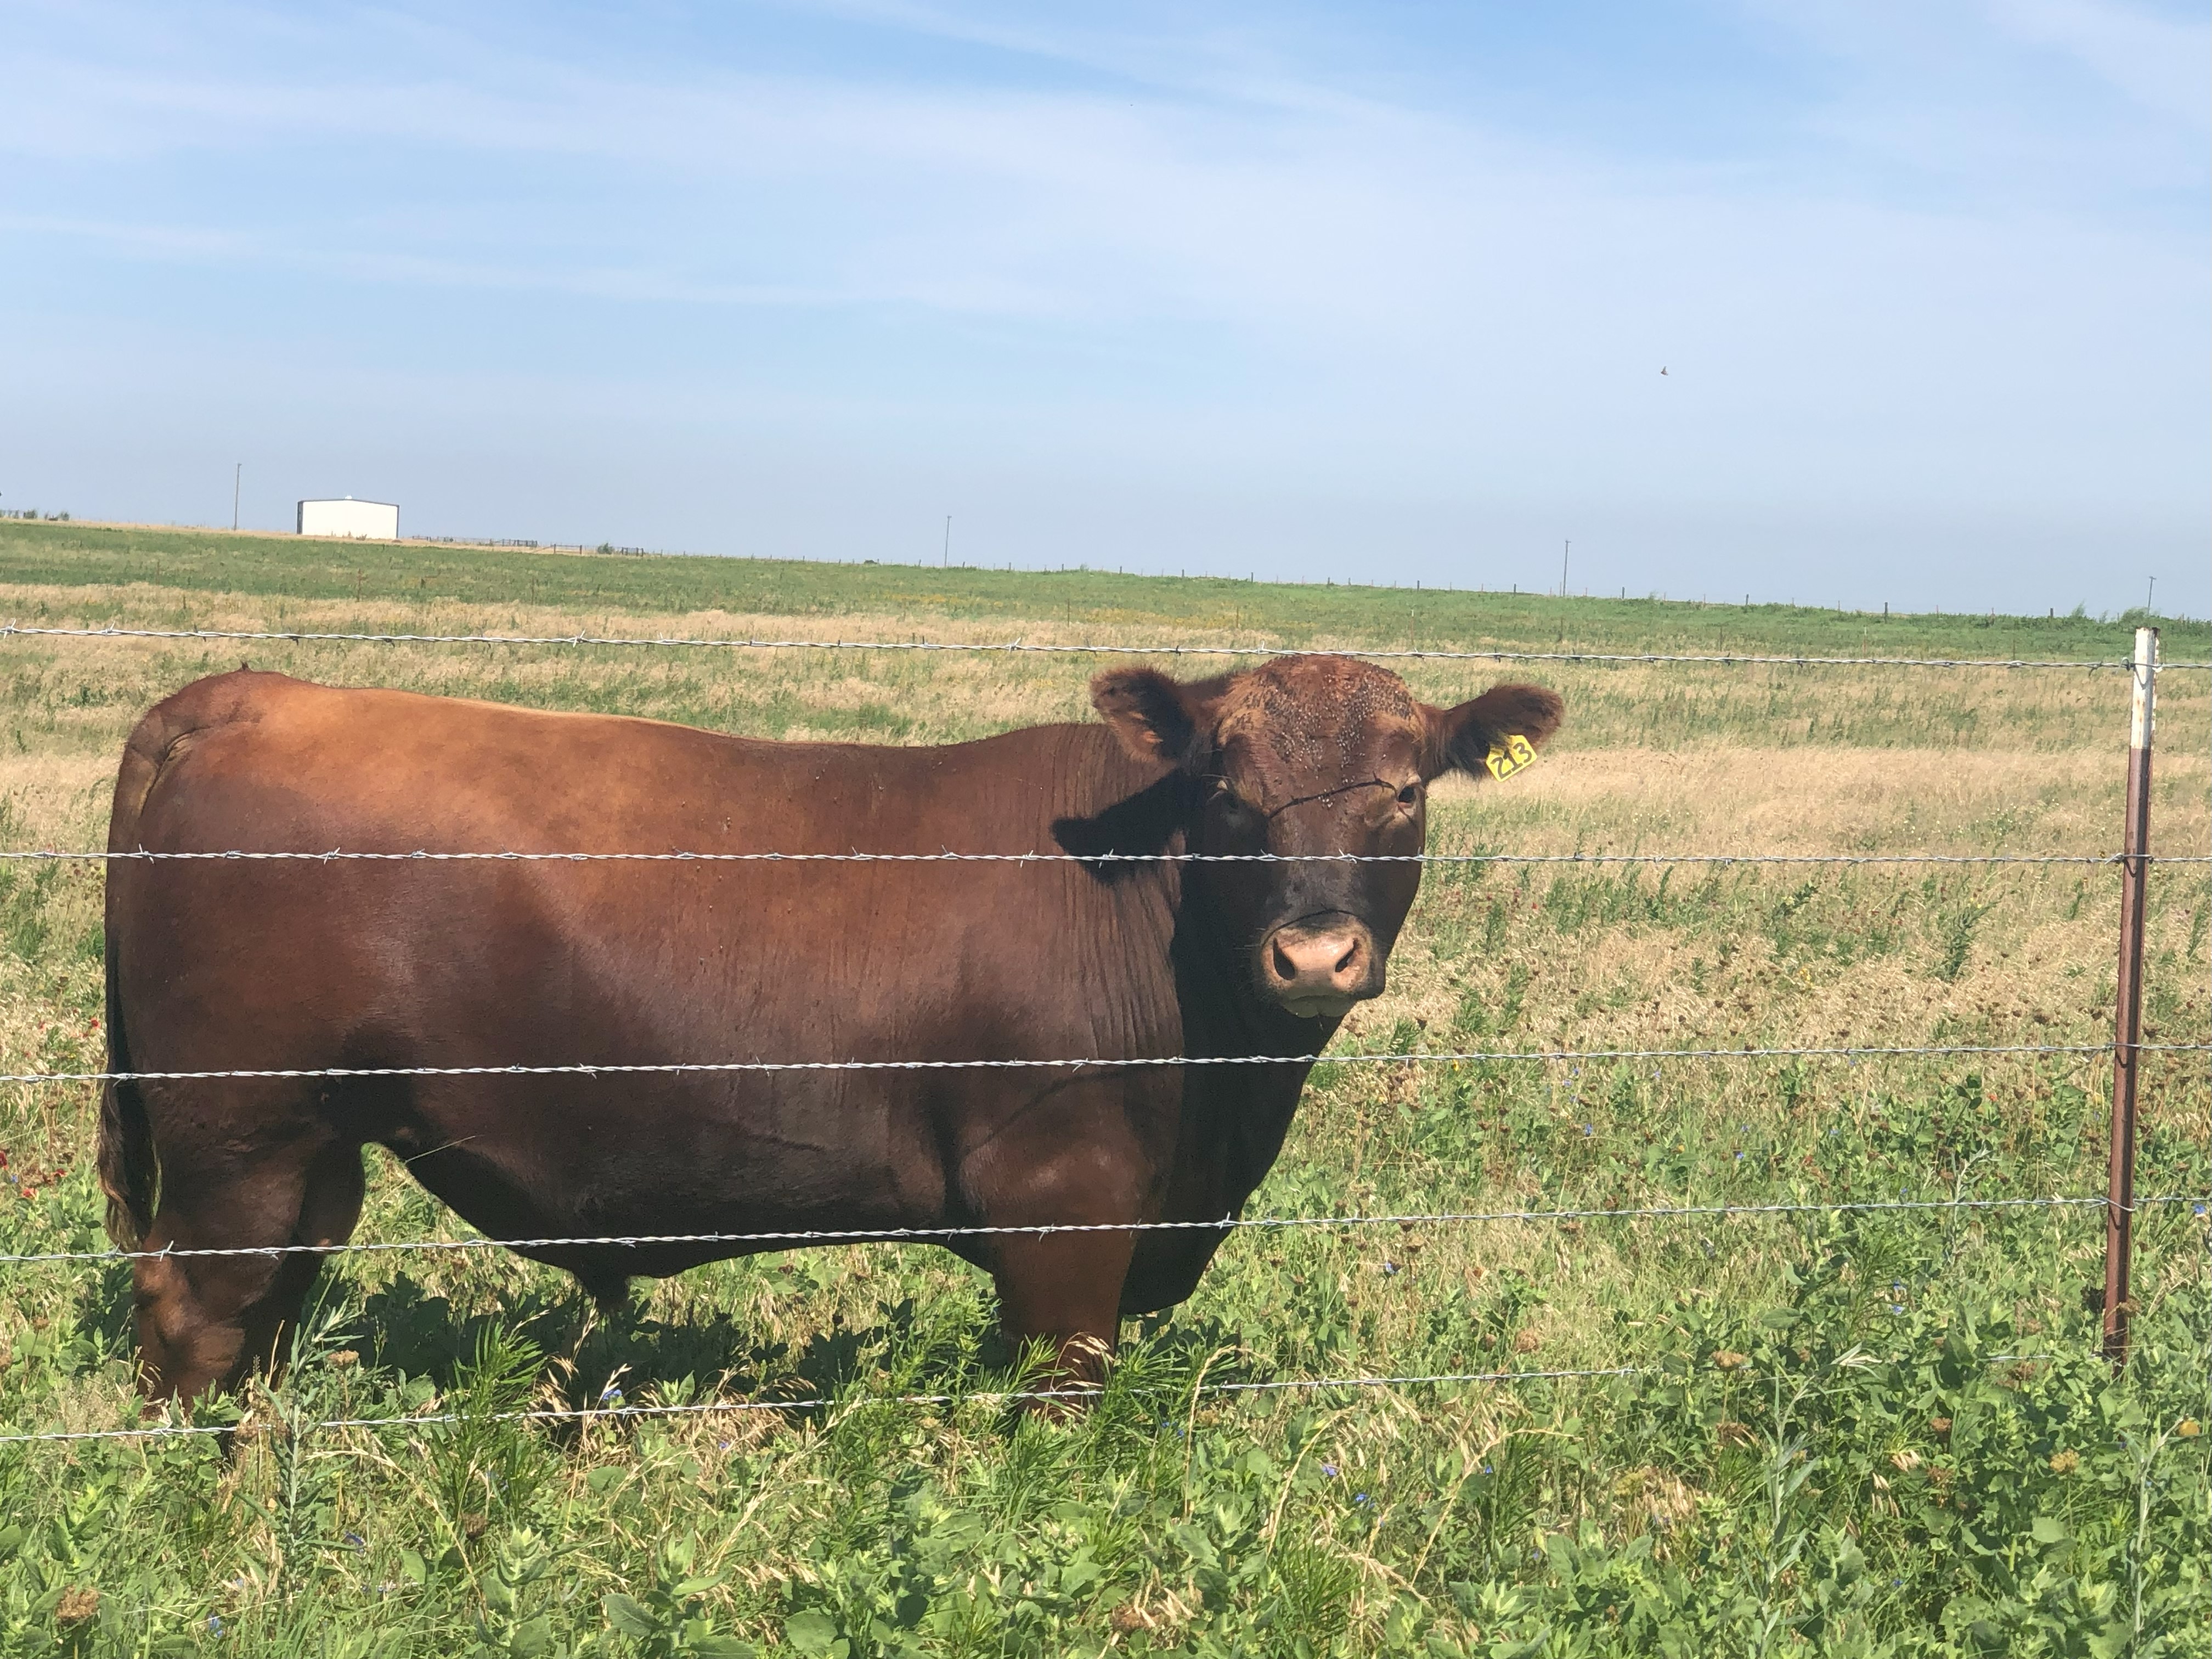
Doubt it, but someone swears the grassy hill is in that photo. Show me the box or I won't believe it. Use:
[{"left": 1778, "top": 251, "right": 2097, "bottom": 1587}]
[{"left": 3, "top": 518, "right": 2199, "bottom": 662}]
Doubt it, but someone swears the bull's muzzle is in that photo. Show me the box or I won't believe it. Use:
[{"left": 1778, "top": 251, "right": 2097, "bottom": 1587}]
[{"left": 1260, "top": 916, "right": 1383, "bottom": 1019}]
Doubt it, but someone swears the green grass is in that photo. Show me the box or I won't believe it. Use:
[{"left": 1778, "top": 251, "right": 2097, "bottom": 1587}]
[{"left": 0, "top": 523, "right": 2207, "bottom": 1656}]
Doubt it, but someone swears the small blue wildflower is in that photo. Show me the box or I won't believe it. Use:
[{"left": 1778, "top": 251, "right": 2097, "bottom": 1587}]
[
  {"left": 1321, "top": 1463, "right": 1339, "bottom": 1477},
  {"left": 208, "top": 1615, "right": 224, "bottom": 1635},
  {"left": 1482, "top": 1463, "right": 1494, "bottom": 1474},
  {"left": 343, "top": 1530, "right": 365, "bottom": 1550},
  {"left": 1582, "top": 1123, "right": 1594, "bottom": 1136},
  {"left": 1382, "top": 1260, "right": 1400, "bottom": 1276},
  {"left": 718, "top": 1440, "right": 731, "bottom": 1451},
  {"left": 1354, "top": 1493, "right": 1370, "bottom": 1505},
  {"left": 599, "top": 1384, "right": 624, "bottom": 1406},
  {"left": 1891, "top": 1305, "right": 1905, "bottom": 1316},
  {"left": 1735, "top": 1151, "right": 1744, "bottom": 1161}
]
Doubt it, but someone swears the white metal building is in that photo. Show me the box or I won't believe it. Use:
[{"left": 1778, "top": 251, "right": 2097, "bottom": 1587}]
[{"left": 297, "top": 498, "right": 399, "bottom": 540}]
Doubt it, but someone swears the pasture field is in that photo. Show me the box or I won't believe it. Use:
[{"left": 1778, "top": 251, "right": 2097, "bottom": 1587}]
[{"left": 1, "top": 518, "right": 2208, "bottom": 1657}]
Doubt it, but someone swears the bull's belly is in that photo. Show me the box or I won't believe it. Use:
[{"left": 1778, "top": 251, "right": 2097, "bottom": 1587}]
[
  {"left": 387, "top": 1073, "right": 954, "bottom": 1251},
  {"left": 383, "top": 1064, "right": 1198, "bottom": 1294}
]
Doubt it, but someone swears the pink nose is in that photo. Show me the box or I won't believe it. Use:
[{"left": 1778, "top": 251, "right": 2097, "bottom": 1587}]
[{"left": 1262, "top": 923, "right": 1375, "bottom": 1012}]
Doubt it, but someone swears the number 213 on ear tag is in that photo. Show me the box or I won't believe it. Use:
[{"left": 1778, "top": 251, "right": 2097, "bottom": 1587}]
[{"left": 1483, "top": 733, "right": 1537, "bottom": 781}]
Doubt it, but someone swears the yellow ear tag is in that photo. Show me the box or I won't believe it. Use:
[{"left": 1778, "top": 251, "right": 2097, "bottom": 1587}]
[{"left": 1483, "top": 733, "right": 1537, "bottom": 781}]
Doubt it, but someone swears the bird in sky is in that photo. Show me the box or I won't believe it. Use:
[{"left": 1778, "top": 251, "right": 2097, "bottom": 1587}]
[{"left": 1660, "top": 366, "right": 1669, "bottom": 375}]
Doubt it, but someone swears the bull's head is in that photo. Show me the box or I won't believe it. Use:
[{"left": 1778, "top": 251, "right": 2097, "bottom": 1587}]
[{"left": 1093, "top": 654, "right": 1563, "bottom": 1020}]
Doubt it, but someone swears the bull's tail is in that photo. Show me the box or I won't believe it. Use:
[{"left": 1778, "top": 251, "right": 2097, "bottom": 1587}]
[
  {"left": 98, "top": 939, "right": 158, "bottom": 1250},
  {"left": 98, "top": 706, "right": 176, "bottom": 1252}
]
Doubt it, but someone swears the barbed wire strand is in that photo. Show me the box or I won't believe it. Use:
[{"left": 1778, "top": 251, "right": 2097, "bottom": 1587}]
[
  {"left": 4, "top": 1349, "right": 2118, "bottom": 1447},
  {"left": 9, "top": 1040, "right": 2204, "bottom": 1087},
  {"left": 7, "top": 1193, "right": 2202, "bottom": 1269},
  {"left": 7, "top": 623, "right": 2205, "bottom": 670},
  {"left": 0, "top": 1365, "right": 1639, "bottom": 1446},
  {"left": 14, "top": 849, "right": 2207, "bottom": 867}
]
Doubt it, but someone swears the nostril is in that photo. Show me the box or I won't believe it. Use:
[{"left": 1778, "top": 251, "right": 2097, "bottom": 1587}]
[{"left": 1266, "top": 926, "right": 1375, "bottom": 998}]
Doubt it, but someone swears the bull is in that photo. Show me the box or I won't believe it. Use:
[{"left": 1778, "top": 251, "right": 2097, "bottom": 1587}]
[{"left": 98, "top": 654, "right": 1561, "bottom": 1401}]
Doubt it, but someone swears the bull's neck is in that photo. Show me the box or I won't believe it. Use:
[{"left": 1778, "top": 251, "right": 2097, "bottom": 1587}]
[{"left": 1170, "top": 866, "right": 1340, "bottom": 1058}]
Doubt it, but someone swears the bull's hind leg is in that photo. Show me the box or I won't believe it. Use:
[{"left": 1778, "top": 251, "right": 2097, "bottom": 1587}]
[{"left": 131, "top": 1137, "right": 366, "bottom": 1404}]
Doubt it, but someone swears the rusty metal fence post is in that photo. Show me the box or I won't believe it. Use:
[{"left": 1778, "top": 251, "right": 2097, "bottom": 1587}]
[{"left": 2103, "top": 625, "right": 2157, "bottom": 1364}]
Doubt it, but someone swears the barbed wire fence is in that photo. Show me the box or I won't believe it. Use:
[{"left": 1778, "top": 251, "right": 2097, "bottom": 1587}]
[{"left": 0, "top": 621, "right": 2205, "bottom": 1446}]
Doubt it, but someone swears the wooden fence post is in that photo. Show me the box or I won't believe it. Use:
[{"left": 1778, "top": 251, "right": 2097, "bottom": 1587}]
[{"left": 2103, "top": 625, "right": 2157, "bottom": 1364}]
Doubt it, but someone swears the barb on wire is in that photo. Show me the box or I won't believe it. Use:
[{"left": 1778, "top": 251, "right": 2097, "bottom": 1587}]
[
  {"left": 8, "top": 623, "right": 2201, "bottom": 670},
  {"left": 6, "top": 848, "right": 2181, "bottom": 867},
  {"left": 10, "top": 1192, "right": 2202, "bottom": 1268},
  {"left": 12, "top": 1040, "right": 2196, "bottom": 1087},
  {"left": 0, "top": 1365, "right": 1644, "bottom": 1447}
]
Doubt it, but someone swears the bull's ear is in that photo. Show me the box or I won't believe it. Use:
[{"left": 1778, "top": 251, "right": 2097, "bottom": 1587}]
[
  {"left": 1090, "top": 668, "right": 1229, "bottom": 767},
  {"left": 1419, "top": 682, "right": 1565, "bottom": 780}
]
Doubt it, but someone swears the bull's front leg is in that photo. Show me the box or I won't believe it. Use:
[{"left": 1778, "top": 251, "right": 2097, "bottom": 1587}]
[
  {"left": 990, "top": 1226, "right": 1137, "bottom": 1404},
  {"left": 963, "top": 1078, "right": 1166, "bottom": 1408}
]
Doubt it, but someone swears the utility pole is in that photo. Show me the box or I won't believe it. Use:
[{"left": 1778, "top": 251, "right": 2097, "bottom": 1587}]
[
  {"left": 2145, "top": 575, "right": 2155, "bottom": 614},
  {"left": 232, "top": 462, "right": 242, "bottom": 532},
  {"left": 1560, "top": 540, "right": 1570, "bottom": 599},
  {"left": 943, "top": 515, "right": 951, "bottom": 568}
]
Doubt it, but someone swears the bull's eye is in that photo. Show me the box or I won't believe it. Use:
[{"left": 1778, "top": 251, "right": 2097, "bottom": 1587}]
[{"left": 1396, "top": 782, "right": 1423, "bottom": 809}]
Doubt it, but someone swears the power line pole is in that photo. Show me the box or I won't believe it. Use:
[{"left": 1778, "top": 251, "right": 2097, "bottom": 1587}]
[
  {"left": 1560, "top": 540, "right": 1570, "bottom": 599},
  {"left": 943, "top": 515, "right": 951, "bottom": 568},
  {"left": 232, "top": 462, "right": 242, "bottom": 532}
]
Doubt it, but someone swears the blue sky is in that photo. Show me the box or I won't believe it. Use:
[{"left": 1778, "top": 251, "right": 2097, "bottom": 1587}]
[{"left": 3, "top": 1, "right": 2205, "bottom": 614}]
